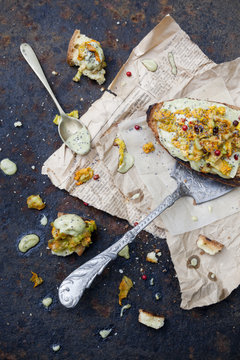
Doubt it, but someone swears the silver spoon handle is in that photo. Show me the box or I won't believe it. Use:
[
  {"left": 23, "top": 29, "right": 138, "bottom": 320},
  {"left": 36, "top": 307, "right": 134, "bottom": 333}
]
[
  {"left": 20, "top": 43, "right": 65, "bottom": 115},
  {"left": 58, "top": 185, "right": 184, "bottom": 308}
]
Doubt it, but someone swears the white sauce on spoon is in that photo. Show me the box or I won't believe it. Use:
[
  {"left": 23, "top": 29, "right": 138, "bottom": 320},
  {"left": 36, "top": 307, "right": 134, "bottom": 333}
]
[{"left": 66, "top": 127, "right": 91, "bottom": 155}]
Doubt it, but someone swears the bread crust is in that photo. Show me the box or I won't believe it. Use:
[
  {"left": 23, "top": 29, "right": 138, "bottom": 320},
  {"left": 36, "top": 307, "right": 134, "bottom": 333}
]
[
  {"left": 138, "top": 309, "right": 165, "bottom": 329},
  {"left": 67, "top": 29, "right": 81, "bottom": 66},
  {"left": 146, "top": 99, "right": 240, "bottom": 187},
  {"left": 197, "top": 234, "right": 224, "bottom": 255}
]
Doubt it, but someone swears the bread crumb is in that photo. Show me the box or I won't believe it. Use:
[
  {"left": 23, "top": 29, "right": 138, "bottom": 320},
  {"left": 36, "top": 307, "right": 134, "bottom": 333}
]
[
  {"left": 42, "top": 297, "right": 52, "bottom": 308},
  {"left": 146, "top": 251, "right": 158, "bottom": 263},
  {"left": 191, "top": 216, "right": 198, "bottom": 221},
  {"left": 208, "top": 205, "right": 213, "bottom": 213},
  {"left": 14, "top": 121, "right": 22, "bottom": 127},
  {"left": 197, "top": 234, "right": 224, "bottom": 255},
  {"left": 40, "top": 215, "right": 48, "bottom": 226},
  {"left": 138, "top": 309, "right": 165, "bottom": 329},
  {"left": 52, "top": 344, "right": 60, "bottom": 352},
  {"left": 52, "top": 71, "right": 58, "bottom": 76},
  {"left": 99, "top": 328, "right": 112, "bottom": 339}
]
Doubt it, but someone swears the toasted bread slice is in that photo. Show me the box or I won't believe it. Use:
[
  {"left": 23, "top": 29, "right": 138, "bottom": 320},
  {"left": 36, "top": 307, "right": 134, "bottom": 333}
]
[
  {"left": 147, "top": 99, "right": 240, "bottom": 186},
  {"left": 138, "top": 309, "right": 165, "bottom": 329},
  {"left": 67, "top": 30, "right": 89, "bottom": 66},
  {"left": 197, "top": 234, "right": 224, "bottom": 255},
  {"left": 67, "top": 30, "right": 106, "bottom": 85}
]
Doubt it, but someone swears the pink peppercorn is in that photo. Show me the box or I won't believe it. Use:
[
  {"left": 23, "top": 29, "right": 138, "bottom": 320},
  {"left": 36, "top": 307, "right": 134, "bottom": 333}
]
[
  {"left": 182, "top": 125, "right": 188, "bottom": 131},
  {"left": 126, "top": 71, "right": 132, "bottom": 77},
  {"left": 134, "top": 125, "right": 141, "bottom": 130},
  {"left": 142, "top": 274, "right": 147, "bottom": 280},
  {"left": 83, "top": 202, "right": 88, "bottom": 206},
  {"left": 93, "top": 174, "right": 100, "bottom": 180},
  {"left": 134, "top": 222, "right": 139, "bottom": 226},
  {"left": 234, "top": 154, "right": 239, "bottom": 160},
  {"left": 214, "top": 150, "right": 221, "bottom": 156}
]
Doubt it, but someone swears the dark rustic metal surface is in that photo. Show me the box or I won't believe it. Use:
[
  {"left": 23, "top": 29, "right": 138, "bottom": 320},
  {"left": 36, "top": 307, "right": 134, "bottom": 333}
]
[{"left": 1, "top": 1, "right": 240, "bottom": 359}]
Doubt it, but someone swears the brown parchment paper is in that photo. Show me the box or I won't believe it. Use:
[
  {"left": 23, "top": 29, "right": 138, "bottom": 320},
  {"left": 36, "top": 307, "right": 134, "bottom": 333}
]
[{"left": 42, "top": 15, "right": 240, "bottom": 309}]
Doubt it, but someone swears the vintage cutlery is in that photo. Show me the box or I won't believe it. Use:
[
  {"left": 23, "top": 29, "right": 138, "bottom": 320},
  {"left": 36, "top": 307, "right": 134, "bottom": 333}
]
[{"left": 59, "top": 161, "right": 233, "bottom": 308}]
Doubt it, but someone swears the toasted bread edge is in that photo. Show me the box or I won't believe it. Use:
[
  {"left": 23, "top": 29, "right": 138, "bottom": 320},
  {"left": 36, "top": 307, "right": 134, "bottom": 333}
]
[{"left": 67, "top": 29, "right": 81, "bottom": 66}]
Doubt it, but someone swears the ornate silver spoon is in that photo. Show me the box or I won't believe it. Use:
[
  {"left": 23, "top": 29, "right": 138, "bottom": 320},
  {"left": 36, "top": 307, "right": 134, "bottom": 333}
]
[{"left": 58, "top": 162, "right": 233, "bottom": 308}]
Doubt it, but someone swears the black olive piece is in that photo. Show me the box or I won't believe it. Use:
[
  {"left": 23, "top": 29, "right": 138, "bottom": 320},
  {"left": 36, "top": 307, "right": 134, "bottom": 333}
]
[{"left": 194, "top": 125, "right": 199, "bottom": 133}]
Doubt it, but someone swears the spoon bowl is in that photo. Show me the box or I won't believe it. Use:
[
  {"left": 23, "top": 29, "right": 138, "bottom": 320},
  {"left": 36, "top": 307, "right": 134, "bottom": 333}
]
[
  {"left": 20, "top": 43, "right": 91, "bottom": 155},
  {"left": 58, "top": 114, "right": 83, "bottom": 141},
  {"left": 59, "top": 114, "right": 91, "bottom": 155}
]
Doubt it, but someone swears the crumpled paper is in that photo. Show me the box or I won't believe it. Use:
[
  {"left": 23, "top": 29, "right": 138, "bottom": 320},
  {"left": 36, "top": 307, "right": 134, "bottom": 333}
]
[{"left": 42, "top": 15, "right": 240, "bottom": 309}]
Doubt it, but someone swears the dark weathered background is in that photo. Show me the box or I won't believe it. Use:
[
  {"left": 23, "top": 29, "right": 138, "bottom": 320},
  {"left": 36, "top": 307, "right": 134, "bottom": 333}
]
[{"left": 1, "top": 1, "right": 240, "bottom": 359}]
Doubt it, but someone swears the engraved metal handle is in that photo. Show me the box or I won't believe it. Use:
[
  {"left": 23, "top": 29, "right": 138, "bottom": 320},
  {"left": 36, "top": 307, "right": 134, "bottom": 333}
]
[
  {"left": 20, "top": 43, "right": 65, "bottom": 115},
  {"left": 59, "top": 184, "right": 187, "bottom": 308}
]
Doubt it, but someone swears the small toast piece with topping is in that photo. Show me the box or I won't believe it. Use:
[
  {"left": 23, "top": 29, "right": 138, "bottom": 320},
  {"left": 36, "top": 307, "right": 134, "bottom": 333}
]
[
  {"left": 197, "top": 234, "right": 224, "bottom": 255},
  {"left": 67, "top": 30, "right": 106, "bottom": 85},
  {"left": 48, "top": 213, "right": 97, "bottom": 257},
  {"left": 138, "top": 309, "right": 165, "bottom": 329}
]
